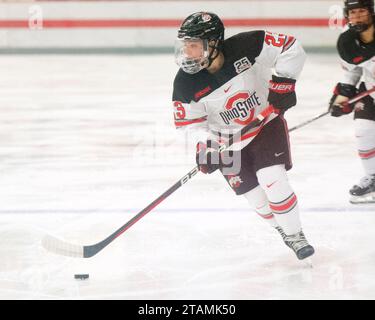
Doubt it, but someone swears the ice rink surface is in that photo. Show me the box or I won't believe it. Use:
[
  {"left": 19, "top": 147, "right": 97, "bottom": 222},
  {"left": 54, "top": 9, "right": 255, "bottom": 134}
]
[{"left": 0, "top": 53, "right": 374, "bottom": 300}]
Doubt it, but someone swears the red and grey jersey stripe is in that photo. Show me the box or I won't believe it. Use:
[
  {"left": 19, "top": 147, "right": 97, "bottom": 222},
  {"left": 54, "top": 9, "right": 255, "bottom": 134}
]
[
  {"left": 240, "top": 117, "right": 268, "bottom": 141},
  {"left": 211, "top": 115, "right": 269, "bottom": 144},
  {"left": 174, "top": 116, "right": 207, "bottom": 127},
  {"left": 269, "top": 193, "right": 298, "bottom": 214},
  {"left": 282, "top": 35, "right": 296, "bottom": 53},
  {"left": 358, "top": 147, "right": 375, "bottom": 160}
]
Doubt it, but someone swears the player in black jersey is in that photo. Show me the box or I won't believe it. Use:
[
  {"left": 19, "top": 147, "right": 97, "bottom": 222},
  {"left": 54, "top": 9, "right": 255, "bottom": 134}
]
[
  {"left": 329, "top": 0, "right": 375, "bottom": 203},
  {"left": 172, "top": 12, "right": 315, "bottom": 260}
]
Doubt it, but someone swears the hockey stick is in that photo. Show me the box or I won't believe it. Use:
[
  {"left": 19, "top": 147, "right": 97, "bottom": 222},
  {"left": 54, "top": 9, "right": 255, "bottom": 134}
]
[
  {"left": 288, "top": 111, "right": 330, "bottom": 132},
  {"left": 288, "top": 86, "right": 375, "bottom": 132},
  {"left": 42, "top": 106, "right": 275, "bottom": 258}
]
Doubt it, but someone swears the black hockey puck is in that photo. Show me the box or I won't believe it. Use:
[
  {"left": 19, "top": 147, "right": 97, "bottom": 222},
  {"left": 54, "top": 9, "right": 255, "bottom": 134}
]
[{"left": 74, "top": 274, "right": 89, "bottom": 280}]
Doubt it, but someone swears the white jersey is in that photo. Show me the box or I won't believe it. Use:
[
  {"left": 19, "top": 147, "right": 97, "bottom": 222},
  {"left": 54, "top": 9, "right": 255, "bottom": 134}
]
[{"left": 172, "top": 30, "right": 306, "bottom": 150}]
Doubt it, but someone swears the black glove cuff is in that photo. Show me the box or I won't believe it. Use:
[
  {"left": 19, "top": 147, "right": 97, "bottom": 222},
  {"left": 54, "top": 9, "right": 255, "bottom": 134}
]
[
  {"left": 336, "top": 83, "right": 357, "bottom": 98},
  {"left": 272, "top": 75, "right": 296, "bottom": 84}
]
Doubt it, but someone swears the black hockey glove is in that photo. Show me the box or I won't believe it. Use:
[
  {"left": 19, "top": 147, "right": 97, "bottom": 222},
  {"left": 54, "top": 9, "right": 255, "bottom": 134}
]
[
  {"left": 196, "top": 140, "right": 221, "bottom": 174},
  {"left": 328, "top": 83, "right": 357, "bottom": 117},
  {"left": 268, "top": 75, "right": 297, "bottom": 112}
]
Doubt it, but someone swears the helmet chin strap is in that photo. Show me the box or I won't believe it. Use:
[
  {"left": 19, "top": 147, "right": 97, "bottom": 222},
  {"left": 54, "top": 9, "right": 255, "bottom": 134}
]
[
  {"left": 206, "top": 39, "right": 222, "bottom": 68},
  {"left": 350, "top": 22, "right": 372, "bottom": 32}
]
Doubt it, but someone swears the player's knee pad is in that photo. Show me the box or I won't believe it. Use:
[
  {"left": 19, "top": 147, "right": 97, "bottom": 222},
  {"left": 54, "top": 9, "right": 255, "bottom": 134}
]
[
  {"left": 355, "top": 119, "right": 375, "bottom": 163},
  {"left": 256, "top": 164, "right": 288, "bottom": 188},
  {"left": 256, "top": 165, "right": 294, "bottom": 201},
  {"left": 355, "top": 119, "right": 375, "bottom": 142}
]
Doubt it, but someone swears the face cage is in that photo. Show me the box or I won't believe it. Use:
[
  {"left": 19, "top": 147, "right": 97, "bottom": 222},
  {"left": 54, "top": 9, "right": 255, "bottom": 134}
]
[
  {"left": 175, "top": 38, "right": 210, "bottom": 74},
  {"left": 346, "top": 6, "right": 374, "bottom": 32}
]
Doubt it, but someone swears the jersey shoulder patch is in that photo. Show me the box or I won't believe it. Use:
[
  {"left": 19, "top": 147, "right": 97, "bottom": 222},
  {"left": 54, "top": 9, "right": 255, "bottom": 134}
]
[{"left": 223, "top": 31, "right": 265, "bottom": 65}]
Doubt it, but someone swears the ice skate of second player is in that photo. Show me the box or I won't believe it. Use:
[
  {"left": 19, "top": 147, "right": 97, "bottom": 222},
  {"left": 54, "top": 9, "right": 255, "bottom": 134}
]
[
  {"left": 350, "top": 192, "right": 375, "bottom": 204},
  {"left": 350, "top": 174, "right": 375, "bottom": 204}
]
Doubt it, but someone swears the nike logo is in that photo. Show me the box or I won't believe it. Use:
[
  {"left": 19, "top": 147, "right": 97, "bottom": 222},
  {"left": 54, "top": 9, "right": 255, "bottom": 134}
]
[
  {"left": 266, "top": 181, "right": 277, "bottom": 188},
  {"left": 275, "top": 152, "right": 284, "bottom": 157},
  {"left": 224, "top": 85, "right": 232, "bottom": 93}
]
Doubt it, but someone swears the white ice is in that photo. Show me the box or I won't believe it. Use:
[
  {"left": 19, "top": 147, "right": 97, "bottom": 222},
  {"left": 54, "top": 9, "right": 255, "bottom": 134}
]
[{"left": 0, "top": 53, "right": 374, "bottom": 300}]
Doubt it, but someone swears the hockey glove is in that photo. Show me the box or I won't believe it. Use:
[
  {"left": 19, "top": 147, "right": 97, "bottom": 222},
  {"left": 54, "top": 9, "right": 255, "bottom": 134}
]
[
  {"left": 329, "top": 83, "right": 357, "bottom": 117},
  {"left": 196, "top": 140, "right": 221, "bottom": 174},
  {"left": 268, "top": 75, "right": 297, "bottom": 112}
]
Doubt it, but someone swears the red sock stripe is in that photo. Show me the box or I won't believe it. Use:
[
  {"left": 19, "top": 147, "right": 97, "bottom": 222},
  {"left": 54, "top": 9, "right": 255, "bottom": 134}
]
[
  {"left": 269, "top": 193, "right": 297, "bottom": 214},
  {"left": 358, "top": 147, "right": 375, "bottom": 159},
  {"left": 256, "top": 212, "right": 274, "bottom": 220}
]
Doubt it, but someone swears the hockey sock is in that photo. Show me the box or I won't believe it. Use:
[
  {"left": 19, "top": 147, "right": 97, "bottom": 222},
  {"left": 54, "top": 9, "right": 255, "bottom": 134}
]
[
  {"left": 243, "top": 186, "right": 278, "bottom": 228},
  {"left": 355, "top": 119, "right": 375, "bottom": 175},
  {"left": 256, "top": 164, "right": 301, "bottom": 235}
]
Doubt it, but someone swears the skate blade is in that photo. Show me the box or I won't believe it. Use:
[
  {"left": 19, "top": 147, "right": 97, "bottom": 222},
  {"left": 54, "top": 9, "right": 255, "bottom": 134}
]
[
  {"left": 350, "top": 192, "right": 375, "bottom": 204},
  {"left": 301, "top": 257, "right": 313, "bottom": 268}
]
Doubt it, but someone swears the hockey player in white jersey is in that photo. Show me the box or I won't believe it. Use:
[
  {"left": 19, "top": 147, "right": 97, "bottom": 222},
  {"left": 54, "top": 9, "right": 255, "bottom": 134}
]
[
  {"left": 329, "top": 0, "right": 375, "bottom": 204},
  {"left": 172, "top": 12, "right": 314, "bottom": 260}
]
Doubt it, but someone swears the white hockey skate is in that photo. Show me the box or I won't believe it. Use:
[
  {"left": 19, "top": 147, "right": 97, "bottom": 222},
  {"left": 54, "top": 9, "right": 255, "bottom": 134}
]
[
  {"left": 349, "top": 174, "right": 375, "bottom": 204},
  {"left": 275, "top": 227, "right": 315, "bottom": 260}
]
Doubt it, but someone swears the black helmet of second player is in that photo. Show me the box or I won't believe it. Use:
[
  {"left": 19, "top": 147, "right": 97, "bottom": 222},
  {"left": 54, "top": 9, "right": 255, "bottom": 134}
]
[
  {"left": 344, "top": 0, "right": 375, "bottom": 32},
  {"left": 175, "top": 12, "right": 225, "bottom": 74}
]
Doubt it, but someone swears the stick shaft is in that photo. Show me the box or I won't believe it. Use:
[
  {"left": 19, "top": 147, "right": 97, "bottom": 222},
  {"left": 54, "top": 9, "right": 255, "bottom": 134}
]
[
  {"left": 82, "top": 106, "right": 275, "bottom": 257},
  {"left": 289, "top": 87, "right": 375, "bottom": 132},
  {"left": 45, "top": 88, "right": 375, "bottom": 258},
  {"left": 288, "top": 111, "right": 329, "bottom": 132},
  {"left": 347, "top": 86, "right": 375, "bottom": 104}
]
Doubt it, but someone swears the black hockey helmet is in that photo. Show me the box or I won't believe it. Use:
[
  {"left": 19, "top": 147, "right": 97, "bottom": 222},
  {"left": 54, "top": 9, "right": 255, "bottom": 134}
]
[
  {"left": 344, "top": 0, "right": 375, "bottom": 32},
  {"left": 175, "top": 12, "right": 225, "bottom": 74},
  {"left": 178, "top": 12, "right": 225, "bottom": 43}
]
